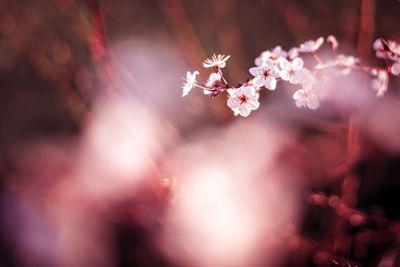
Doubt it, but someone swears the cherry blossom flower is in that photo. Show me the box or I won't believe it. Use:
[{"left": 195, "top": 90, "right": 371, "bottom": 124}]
[
  {"left": 387, "top": 40, "right": 400, "bottom": 55},
  {"left": 315, "top": 54, "right": 358, "bottom": 76},
  {"left": 373, "top": 38, "right": 385, "bottom": 51},
  {"left": 227, "top": 85, "right": 260, "bottom": 117},
  {"left": 335, "top": 54, "right": 358, "bottom": 67},
  {"left": 293, "top": 83, "right": 320, "bottom": 109},
  {"left": 373, "top": 38, "right": 391, "bottom": 59},
  {"left": 254, "top": 47, "right": 298, "bottom": 66},
  {"left": 373, "top": 38, "right": 400, "bottom": 61},
  {"left": 295, "top": 67, "right": 314, "bottom": 84},
  {"left": 205, "top": 72, "right": 222, "bottom": 87},
  {"left": 203, "top": 54, "right": 230, "bottom": 68},
  {"left": 204, "top": 72, "right": 223, "bottom": 96},
  {"left": 249, "top": 59, "right": 280, "bottom": 90},
  {"left": 373, "top": 39, "right": 388, "bottom": 59},
  {"left": 279, "top": 57, "right": 305, "bottom": 84},
  {"left": 181, "top": 71, "right": 199, "bottom": 97},
  {"left": 272, "top": 46, "right": 299, "bottom": 60},
  {"left": 271, "top": 46, "right": 288, "bottom": 58},
  {"left": 254, "top": 50, "right": 273, "bottom": 66},
  {"left": 391, "top": 62, "right": 400, "bottom": 76},
  {"left": 371, "top": 69, "right": 388, "bottom": 97},
  {"left": 298, "top": 37, "right": 324, "bottom": 53},
  {"left": 287, "top": 47, "right": 299, "bottom": 60},
  {"left": 335, "top": 54, "right": 359, "bottom": 75}
]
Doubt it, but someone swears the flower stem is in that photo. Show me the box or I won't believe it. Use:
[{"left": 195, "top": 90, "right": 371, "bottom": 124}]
[{"left": 217, "top": 67, "right": 229, "bottom": 85}]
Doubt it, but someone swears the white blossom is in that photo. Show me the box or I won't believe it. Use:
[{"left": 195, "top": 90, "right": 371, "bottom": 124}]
[
  {"left": 315, "top": 60, "right": 336, "bottom": 71},
  {"left": 287, "top": 47, "right": 299, "bottom": 59},
  {"left": 373, "top": 38, "right": 400, "bottom": 61},
  {"left": 373, "top": 38, "right": 389, "bottom": 59},
  {"left": 254, "top": 50, "right": 273, "bottom": 66},
  {"left": 203, "top": 54, "right": 230, "bottom": 68},
  {"left": 293, "top": 83, "right": 320, "bottom": 109},
  {"left": 279, "top": 57, "right": 305, "bottom": 84},
  {"left": 334, "top": 54, "right": 359, "bottom": 75},
  {"left": 315, "top": 54, "right": 358, "bottom": 76},
  {"left": 249, "top": 59, "right": 280, "bottom": 90},
  {"left": 299, "top": 37, "right": 324, "bottom": 53},
  {"left": 205, "top": 72, "right": 221, "bottom": 87},
  {"left": 271, "top": 46, "right": 288, "bottom": 58},
  {"left": 181, "top": 71, "right": 199, "bottom": 97},
  {"left": 295, "top": 67, "right": 314, "bottom": 84},
  {"left": 204, "top": 72, "right": 222, "bottom": 95},
  {"left": 227, "top": 85, "right": 260, "bottom": 117},
  {"left": 335, "top": 54, "right": 359, "bottom": 67},
  {"left": 373, "top": 38, "right": 385, "bottom": 51},
  {"left": 254, "top": 47, "right": 298, "bottom": 66},
  {"left": 387, "top": 40, "right": 400, "bottom": 55},
  {"left": 371, "top": 69, "right": 388, "bottom": 97}
]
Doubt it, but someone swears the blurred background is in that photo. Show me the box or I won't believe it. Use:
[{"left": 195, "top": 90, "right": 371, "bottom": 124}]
[{"left": 0, "top": 0, "right": 400, "bottom": 266}]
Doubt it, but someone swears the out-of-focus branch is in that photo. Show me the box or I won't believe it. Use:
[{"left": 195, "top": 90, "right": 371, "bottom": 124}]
[
  {"left": 211, "top": 0, "right": 247, "bottom": 81},
  {"left": 86, "top": 0, "right": 108, "bottom": 62},
  {"left": 357, "top": 0, "right": 376, "bottom": 58},
  {"left": 158, "top": 0, "right": 205, "bottom": 67},
  {"left": 85, "top": 0, "right": 117, "bottom": 96}
]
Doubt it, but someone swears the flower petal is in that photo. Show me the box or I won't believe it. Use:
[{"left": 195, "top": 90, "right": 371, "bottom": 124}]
[
  {"left": 391, "top": 62, "right": 400, "bottom": 76},
  {"left": 295, "top": 98, "right": 306, "bottom": 108},
  {"left": 289, "top": 75, "right": 300, "bottom": 85},
  {"left": 227, "top": 88, "right": 237, "bottom": 96},
  {"left": 315, "top": 37, "right": 324, "bottom": 47},
  {"left": 264, "top": 77, "right": 277, "bottom": 90},
  {"left": 227, "top": 96, "right": 240, "bottom": 109},
  {"left": 206, "top": 72, "right": 221, "bottom": 87},
  {"left": 248, "top": 99, "right": 260, "bottom": 110},
  {"left": 279, "top": 70, "right": 290, "bottom": 81},
  {"left": 255, "top": 57, "right": 263, "bottom": 66},
  {"left": 293, "top": 89, "right": 304, "bottom": 100},
  {"left": 243, "top": 86, "right": 256, "bottom": 97},
  {"left": 373, "top": 38, "right": 384, "bottom": 50},
  {"left": 279, "top": 57, "right": 290, "bottom": 70},
  {"left": 288, "top": 48, "right": 299, "bottom": 59},
  {"left": 249, "top": 66, "right": 261, "bottom": 76},
  {"left": 263, "top": 58, "right": 274, "bottom": 69},
  {"left": 239, "top": 105, "right": 251, "bottom": 117},
  {"left": 186, "top": 71, "right": 191, "bottom": 80},
  {"left": 307, "top": 96, "right": 320, "bottom": 109},
  {"left": 270, "top": 66, "right": 281, "bottom": 77},
  {"left": 253, "top": 76, "right": 264, "bottom": 87},
  {"left": 182, "top": 84, "right": 191, "bottom": 97},
  {"left": 291, "top": 58, "right": 304, "bottom": 71}
]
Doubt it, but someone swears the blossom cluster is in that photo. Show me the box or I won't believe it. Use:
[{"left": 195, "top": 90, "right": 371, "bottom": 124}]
[{"left": 181, "top": 36, "right": 398, "bottom": 117}]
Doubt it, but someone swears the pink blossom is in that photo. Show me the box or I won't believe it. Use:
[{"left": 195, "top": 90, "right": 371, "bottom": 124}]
[
  {"left": 203, "top": 54, "right": 230, "bottom": 68},
  {"left": 293, "top": 83, "right": 320, "bottom": 109},
  {"left": 227, "top": 85, "right": 260, "bottom": 117},
  {"left": 298, "top": 37, "right": 324, "bottom": 53},
  {"left": 279, "top": 57, "right": 305, "bottom": 84},
  {"left": 249, "top": 59, "right": 280, "bottom": 90},
  {"left": 254, "top": 46, "right": 298, "bottom": 66},
  {"left": 181, "top": 71, "right": 199, "bottom": 97},
  {"left": 371, "top": 69, "right": 388, "bottom": 97}
]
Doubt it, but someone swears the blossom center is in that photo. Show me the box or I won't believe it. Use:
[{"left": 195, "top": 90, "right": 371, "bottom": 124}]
[
  {"left": 262, "top": 70, "right": 270, "bottom": 78},
  {"left": 238, "top": 94, "right": 248, "bottom": 104}
]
